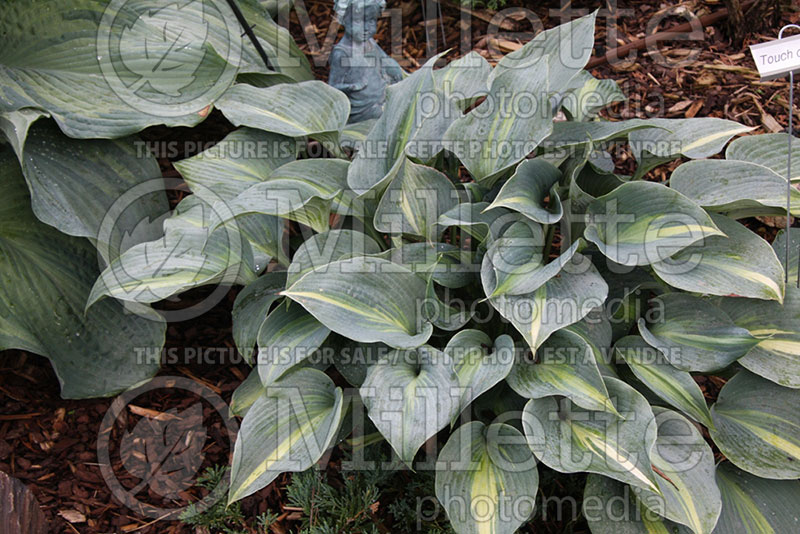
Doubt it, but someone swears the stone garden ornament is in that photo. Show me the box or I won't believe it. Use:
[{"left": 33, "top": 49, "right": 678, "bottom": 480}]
[{"left": 329, "top": 0, "right": 405, "bottom": 123}]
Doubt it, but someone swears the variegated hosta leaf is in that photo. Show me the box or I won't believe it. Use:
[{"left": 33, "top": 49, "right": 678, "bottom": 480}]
[
  {"left": 257, "top": 302, "right": 330, "bottom": 386},
  {"left": 0, "top": 146, "right": 165, "bottom": 398},
  {"left": 565, "top": 308, "right": 617, "bottom": 378},
  {"left": 88, "top": 195, "right": 257, "bottom": 306},
  {"left": 432, "top": 52, "right": 492, "bottom": 109},
  {"left": 174, "top": 128, "right": 296, "bottom": 203},
  {"left": 374, "top": 242, "right": 474, "bottom": 289},
  {"left": 0, "top": 108, "right": 48, "bottom": 159},
  {"left": 374, "top": 158, "right": 459, "bottom": 241},
  {"left": 726, "top": 132, "right": 800, "bottom": 182},
  {"left": 437, "top": 202, "right": 519, "bottom": 245},
  {"left": 543, "top": 118, "right": 664, "bottom": 150},
  {"left": 229, "top": 368, "right": 263, "bottom": 418},
  {"left": 714, "top": 461, "right": 800, "bottom": 533},
  {"left": 522, "top": 377, "right": 660, "bottom": 491},
  {"left": 484, "top": 158, "right": 564, "bottom": 225},
  {"left": 560, "top": 70, "right": 626, "bottom": 121},
  {"left": 710, "top": 371, "right": 800, "bottom": 479},
  {"left": 435, "top": 422, "right": 538, "bottom": 534},
  {"left": 232, "top": 272, "right": 287, "bottom": 363},
  {"left": 360, "top": 346, "right": 458, "bottom": 464},
  {"left": 347, "top": 55, "right": 446, "bottom": 196},
  {"left": 583, "top": 474, "right": 692, "bottom": 534},
  {"left": 615, "top": 336, "right": 712, "bottom": 428},
  {"left": 637, "top": 293, "right": 758, "bottom": 373},
  {"left": 634, "top": 408, "right": 722, "bottom": 534},
  {"left": 215, "top": 81, "right": 350, "bottom": 151},
  {"left": 507, "top": 329, "right": 617, "bottom": 415},
  {"left": 222, "top": 158, "right": 351, "bottom": 233},
  {"left": 718, "top": 286, "right": 800, "bottom": 388},
  {"left": 444, "top": 330, "right": 515, "bottom": 423},
  {"left": 487, "top": 255, "right": 609, "bottom": 350},
  {"left": 670, "top": 160, "right": 800, "bottom": 218},
  {"left": 283, "top": 256, "right": 433, "bottom": 349},
  {"left": 228, "top": 368, "right": 344, "bottom": 502},
  {"left": 8, "top": 118, "right": 168, "bottom": 262},
  {"left": 628, "top": 118, "right": 754, "bottom": 160},
  {"left": 423, "top": 268, "right": 474, "bottom": 332},
  {"left": 585, "top": 181, "right": 724, "bottom": 266},
  {"left": 652, "top": 214, "right": 785, "bottom": 302},
  {"left": 287, "top": 229, "right": 382, "bottom": 288}
]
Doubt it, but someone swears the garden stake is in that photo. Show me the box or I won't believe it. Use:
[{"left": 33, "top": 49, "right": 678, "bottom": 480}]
[
  {"left": 225, "top": 0, "right": 274, "bottom": 71},
  {"left": 781, "top": 24, "right": 797, "bottom": 287}
]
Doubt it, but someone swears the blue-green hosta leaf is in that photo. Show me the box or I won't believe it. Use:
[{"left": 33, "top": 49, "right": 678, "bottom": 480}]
[
  {"left": 360, "top": 346, "right": 458, "bottom": 464},
  {"left": 283, "top": 256, "right": 433, "bottom": 349},
  {"left": 229, "top": 368, "right": 263, "bottom": 418},
  {"left": 670, "top": 160, "right": 800, "bottom": 218},
  {"left": 484, "top": 158, "right": 564, "bottom": 225},
  {"left": 565, "top": 308, "right": 617, "bottom": 378},
  {"left": 710, "top": 371, "right": 800, "bottom": 479},
  {"left": 374, "top": 158, "right": 458, "bottom": 241},
  {"left": 487, "top": 255, "right": 609, "bottom": 350},
  {"left": 585, "top": 181, "right": 724, "bottom": 266},
  {"left": 287, "top": 229, "right": 382, "bottom": 288},
  {"left": 375, "top": 242, "right": 475, "bottom": 289},
  {"left": 615, "top": 336, "right": 712, "bottom": 428},
  {"left": 726, "top": 133, "right": 800, "bottom": 182},
  {"left": 215, "top": 81, "right": 350, "bottom": 151},
  {"left": 543, "top": 119, "right": 664, "bottom": 150},
  {"left": 347, "top": 55, "right": 445, "bottom": 196},
  {"left": 435, "top": 422, "right": 538, "bottom": 534},
  {"left": 714, "top": 461, "right": 800, "bottom": 533},
  {"left": 232, "top": 272, "right": 287, "bottom": 363},
  {"left": 445, "top": 331, "right": 515, "bottom": 423},
  {"left": 432, "top": 52, "right": 492, "bottom": 109},
  {"left": 222, "top": 158, "right": 351, "bottom": 233},
  {"left": 637, "top": 293, "right": 758, "bottom": 373},
  {"left": 10, "top": 118, "right": 169, "bottom": 263},
  {"left": 584, "top": 475, "right": 692, "bottom": 534},
  {"left": 437, "top": 202, "right": 519, "bottom": 245},
  {"left": 88, "top": 195, "right": 257, "bottom": 306},
  {"left": 653, "top": 214, "right": 785, "bottom": 302},
  {"left": 773, "top": 229, "right": 799, "bottom": 282},
  {"left": 423, "top": 268, "right": 474, "bottom": 332},
  {"left": 718, "top": 286, "right": 800, "bottom": 388},
  {"left": 634, "top": 408, "right": 722, "bottom": 534},
  {"left": 174, "top": 128, "right": 296, "bottom": 202},
  {"left": 508, "top": 329, "right": 617, "bottom": 415},
  {"left": 0, "top": 146, "right": 165, "bottom": 398},
  {"left": 228, "top": 368, "right": 344, "bottom": 502},
  {"left": 628, "top": 118, "right": 754, "bottom": 160},
  {"left": 523, "top": 377, "right": 660, "bottom": 491},
  {"left": 560, "top": 70, "right": 626, "bottom": 121},
  {"left": 0, "top": 108, "right": 48, "bottom": 160},
  {"left": 256, "top": 302, "right": 330, "bottom": 386}
]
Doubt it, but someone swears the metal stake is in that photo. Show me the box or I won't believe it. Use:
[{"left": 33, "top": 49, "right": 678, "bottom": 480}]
[
  {"left": 225, "top": 0, "right": 274, "bottom": 72},
  {"left": 779, "top": 24, "right": 800, "bottom": 286}
]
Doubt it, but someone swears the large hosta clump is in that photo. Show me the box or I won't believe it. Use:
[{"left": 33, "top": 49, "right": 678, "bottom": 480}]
[{"left": 2, "top": 5, "right": 800, "bottom": 532}]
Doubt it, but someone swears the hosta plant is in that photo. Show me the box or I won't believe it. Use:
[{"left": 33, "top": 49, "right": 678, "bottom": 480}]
[{"left": 2, "top": 5, "right": 800, "bottom": 533}]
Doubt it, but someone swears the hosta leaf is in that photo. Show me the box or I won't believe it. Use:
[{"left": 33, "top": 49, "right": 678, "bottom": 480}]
[
  {"left": 507, "top": 329, "right": 617, "bottom": 414},
  {"left": 228, "top": 368, "right": 344, "bottom": 502},
  {"left": 637, "top": 293, "right": 758, "bottom": 373},
  {"left": 773, "top": 228, "right": 799, "bottom": 282},
  {"left": 287, "top": 229, "right": 382, "bottom": 288},
  {"left": 487, "top": 255, "right": 609, "bottom": 350},
  {"left": 0, "top": 146, "right": 165, "bottom": 398},
  {"left": 714, "top": 461, "right": 800, "bottom": 533},
  {"left": 565, "top": 308, "right": 617, "bottom": 378},
  {"left": 0, "top": 108, "right": 48, "bottom": 159},
  {"left": 432, "top": 51, "right": 491, "bottom": 108},
  {"left": 444, "top": 331, "right": 515, "bottom": 423},
  {"left": 232, "top": 272, "right": 287, "bottom": 363},
  {"left": 423, "top": 269, "right": 474, "bottom": 332},
  {"left": 374, "top": 158, "right": 458, "bottom": 241},
  {"left": 719, "top": 286, "right": 800, "bottom": 388},
  {"left": 222, "top": 158, "right": 351, "bottom": 233},
  {"left": 283, "top": 256, "right": 433, "bottom": 349},
  {"left": 628, "top": 118, "right": 753, "bottom": 160},
  {"left": 561, "top": 70, "right": 626, "bottom": 121},
  {"left": 634, "top": 408, "right": 722, "bottom": 534},
  {"left": 256, "top": 302, "right": 330, "bottom": 386},
  {"left": 438, "top": 202, "right": 518, "bottom": 245},
  {"left": 11, "top": 119, "right": 168, "bottom": 262},
  {"left": 523, "top": 377, "right": 660, "bottom": 491},
  {"left": 375, "top": 242, "right": 474, "bottom": 289},
  {"left": 726, "top": 132, "right": 800, "bottom": 182},
  {"left": 88, "top": 195, "right": 256, "bottom": 306},
  {"left": 585, "top": 181, "right": 724, "bottom": 266},
  {"left": 230, "top": 368, "right": 263, "bottom": 418},
  {"left": 584, "top": 474, "right": 692, "bottom": 534},
  {"left": 360, "top": 346, "right": 458, "bottom": 464},
  {"left": 670, "top": 160, "right": 800, "bottom": 218},
  {"left": 485, "top": 158, "right": 563, "bottom": 225},
  {"left": 543, "top": 119, "right": 664, "bottom": 149},
  {"left": 215, "top": 81, "right": 350, "bottom": 150},
  {"left": 435, "top": 422, "right": 538, "bottom": 534},
  {"left": 615, "top": 336, "right": 712, "bottom": 428},
  {"left": 652, "top": 214, "right": 785, "bottom": 302},
  {"left": 710, "top": 371, "right": 800, "bottom": 479},
  {"left": 174, "top": 128, "right": 296, "bottom": 202}
]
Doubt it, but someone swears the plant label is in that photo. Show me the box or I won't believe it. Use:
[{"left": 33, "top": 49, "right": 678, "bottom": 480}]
[{"left": 750, "top": 33, "right": 800, "bottom": 80}]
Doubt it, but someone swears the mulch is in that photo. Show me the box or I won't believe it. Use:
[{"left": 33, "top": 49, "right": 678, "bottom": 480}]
[{"left": 2, "top": 1, "right": 799, "bottom": 532}]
